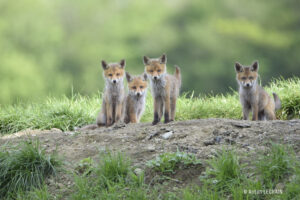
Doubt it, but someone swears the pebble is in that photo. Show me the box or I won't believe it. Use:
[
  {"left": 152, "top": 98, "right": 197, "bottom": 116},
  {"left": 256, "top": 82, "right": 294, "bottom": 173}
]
[{"left": 161, "top": 131, "right": 173, "bottom": 139}]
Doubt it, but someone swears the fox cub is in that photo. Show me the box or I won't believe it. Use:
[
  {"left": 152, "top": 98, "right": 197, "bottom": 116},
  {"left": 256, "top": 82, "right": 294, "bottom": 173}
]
[
  {"left": 96, "top": 59, "right": 126, "bottom": 127},
  {"left": 123, "top": 72, "right": 148, "bottom": 123},
  {"left": 143, "top": 54, "right": 181, "bottom": 125},
  {"left": 235, "top": 61, "right": 281, "bottom": 121}
]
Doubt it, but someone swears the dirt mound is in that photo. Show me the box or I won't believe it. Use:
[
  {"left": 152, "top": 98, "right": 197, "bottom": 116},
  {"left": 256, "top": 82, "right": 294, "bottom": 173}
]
[{"left": 1, "top": 119, "right": 300, "bottom": 193}]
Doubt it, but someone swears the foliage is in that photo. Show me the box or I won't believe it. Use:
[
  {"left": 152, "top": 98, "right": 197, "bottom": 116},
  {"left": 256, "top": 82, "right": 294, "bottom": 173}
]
[
  {"left": 146, "top": 150, "right": 201, "bottom": 174},
  {"left": 0, "top": 0, "right": 299, "bottom": 104},
  {"left": 0, "top": 140, "right": 61, "bottom": 198}
]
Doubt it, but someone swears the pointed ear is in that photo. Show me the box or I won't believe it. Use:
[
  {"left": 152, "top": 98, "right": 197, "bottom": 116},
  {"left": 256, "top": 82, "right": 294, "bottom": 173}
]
[
  {"left": 120, "top": 59, "right": 126, "bottom": 68},
  {"left": 143, "top": 73, "right": 148, "bottom": 81},
  {"left": 143, "top": 56, "right": 150, "bottom": 65},
  {"left": 126, "top": 72, "right": 132, "bottom": 82},
  {"left": 101, "top": 60, "right": 108, "bottom": 69},
  {"left": 235, "top": 62, "right": 243, "bottom": 73},
  {"left": 160, "top": 53, "right": 167, "bottom": 64},
  {"left": 251, "top": 61, "right": 259, "bottom": 72}
]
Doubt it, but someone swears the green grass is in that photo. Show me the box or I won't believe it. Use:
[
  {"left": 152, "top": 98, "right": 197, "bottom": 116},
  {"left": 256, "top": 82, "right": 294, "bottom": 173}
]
[
  {"left": 0, "top": 77, "right": 299, "bottom": 135},
  {"left": 146, "top": 150, "right": 201, "bottom": 174},
  {"left": 9, "top": 144, "right": 299, "bottom": 200},
  {"left": 205, "top": 149, "right": 245, "bottom": 192},
  {"left": 0, "top": 140, "right": 61, "bottom": 198},
  {"left": 256, "top": 143, "right": 297, "bottom": 188},
  {"left": 72, "top": 151, "right": 148, "bottom": 200}
]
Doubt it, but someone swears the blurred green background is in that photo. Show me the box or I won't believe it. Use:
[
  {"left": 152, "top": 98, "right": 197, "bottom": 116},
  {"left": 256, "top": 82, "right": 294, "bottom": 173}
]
[{"left": 0, "top": 0, "right": 299, "bottom": 104}]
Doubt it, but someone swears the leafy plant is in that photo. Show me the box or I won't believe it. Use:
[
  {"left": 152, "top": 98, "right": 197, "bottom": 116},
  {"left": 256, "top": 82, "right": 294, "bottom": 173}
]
[{"left": 147, "top": 150, "right": 201, "bottom": 174}]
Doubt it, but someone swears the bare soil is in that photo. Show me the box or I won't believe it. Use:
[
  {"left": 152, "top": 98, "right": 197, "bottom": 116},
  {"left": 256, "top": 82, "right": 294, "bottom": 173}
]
[{"left": 1, "top": 119, "right": 300, "bottom": 197}]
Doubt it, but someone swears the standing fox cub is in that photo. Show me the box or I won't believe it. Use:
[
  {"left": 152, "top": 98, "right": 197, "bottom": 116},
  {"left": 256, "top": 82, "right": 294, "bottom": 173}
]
[
  {"left": 96, "top": 59, "right": 126, "bottom": 127},
  {"left": 235, "top": 61, "right": 281, "bottom": 121},
  {"left": 143, "top": 54, "right": 181, "bottom": 125},
  {"left": 123, "top": 72, "right": 148, "bottom": 123}
]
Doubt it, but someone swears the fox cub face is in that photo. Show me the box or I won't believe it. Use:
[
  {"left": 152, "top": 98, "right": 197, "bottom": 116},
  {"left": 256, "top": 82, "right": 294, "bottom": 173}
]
[
  {"left": 126, "top": 72, "right": 148, "bottom": 97},
  {"left": 143, "top": 54, "right": 167, "bottom": 81},
  {"left": 235, "top": 61, "right": 259, "bottom": 88},
  {"left": 102, "top": 59, "right": 125, "bottom": 84}
]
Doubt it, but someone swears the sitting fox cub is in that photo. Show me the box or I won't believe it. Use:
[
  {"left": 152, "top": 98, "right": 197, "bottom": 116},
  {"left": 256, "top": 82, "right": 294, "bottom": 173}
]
[
  {"left": 96, "top": 59, "right": 126, "bottom": 126},
  {"left": 143, "top": 54, "right": 181, "bottom": 125},
  {"left": 235, "top": 61, "right": 281, "bottom": 121},
  {"left": 123, "top": 72, "right": 148, "bottom": 123}
]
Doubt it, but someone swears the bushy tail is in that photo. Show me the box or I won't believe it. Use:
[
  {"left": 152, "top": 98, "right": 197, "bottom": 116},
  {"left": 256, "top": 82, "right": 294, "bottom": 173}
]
[
  {"left": 273, "top": 93, "right": 281, "bottom": 110},
  {"left": 174, "top": 65, "right": 181, "bottom": 87}
]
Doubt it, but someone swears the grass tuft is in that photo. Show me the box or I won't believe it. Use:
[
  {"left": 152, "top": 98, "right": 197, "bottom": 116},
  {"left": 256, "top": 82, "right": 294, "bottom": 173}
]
[
  {"left": 146, "top": 150, "right": 201, "bottom": 174},
  {"left": 205, "top": 149, "right": 244, "bottom": 192},
  {"left": 256, "top": 143, "right": 296, "bottom": 187},
  {"left": 0, "top": 140, "right": 61, "bottom": 198}
]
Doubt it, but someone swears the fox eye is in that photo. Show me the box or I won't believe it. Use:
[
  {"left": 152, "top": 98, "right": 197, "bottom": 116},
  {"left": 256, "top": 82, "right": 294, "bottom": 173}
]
[
  {"left": 249, "top": 76, "right": 254, "bottom": 80},
  {"left": 116, "top": 73, "right": 120, "bottom": 76},
  {"left": 157, "top": 69, "right": 161, "bottom": 72},
  {"left": 242, "top": 77, "right": 246, "bottom": 80},
  {"left": 149, "top": 70, "right": 153, "bottom": 73},
  {"left": 132, "top": 86, "right": 136, "bottom": 89},
  {"left": 109, "top": 74, "right": 113, "bottom": 77},
  {"left": 140, "top": 86, "right": 143, "bottom": 89}
]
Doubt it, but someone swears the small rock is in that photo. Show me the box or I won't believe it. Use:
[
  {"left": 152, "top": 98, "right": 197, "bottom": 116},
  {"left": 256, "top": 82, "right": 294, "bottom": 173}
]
[
  {"left": 134, "top": 168, "right": 144, "bottom": 176},
  {"left": 147, "top": 132, "right": 159, "bottom": 140},
  {"left": 161, "top": 131, "right": 173, "bottom": 139},
  {"left": 222, "top": 131, "right": 231, "bottom": 136},
  {"left": 212, "top": 130, "right": 219, "bottom": 135},
  {"left": 113, "top": 122, "right": 126, "bottom": 129},
  {"left": 51, "top": 128, "right": 62, "bottom": 132},
  {"left": 225, "top": 138, "right": 236, "bottom": 145},
  {"left": 214, "top": 136, "right": 222, "bottom": 144},
  {"left": 275, "top": 183, "right": 284, "bottom": 190},
  {"left": 147, "top": 145, "right": 156, "bottom": 152},
  {"left": 56, "top": 183, "right": 65, "bottom": 189},
  {"left": 231, "top": 122, "right": 251, "bottom": 128},
  {"left": 204, "top": 139, "right": 215, "bottom": 146}
]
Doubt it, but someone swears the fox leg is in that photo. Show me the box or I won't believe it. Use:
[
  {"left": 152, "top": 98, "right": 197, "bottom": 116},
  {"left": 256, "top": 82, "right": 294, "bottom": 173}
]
[
  {"left": 152, "top": 97, "right": 162, "bottom": 125},
  {"left": 115, "top": 102, "right": 123, "bottom": 123},
  {"left": 106, "top": 101, "right": 113, "bottom": 127},
  {"left": 164, "top": 95, "right": 171, "bottom": 123},
  {"left": 251, "top": 104, "right": 259, "bottom": 121},
  {"left": 170, "top": 97, "right": 177, "bottom": 121},
  {"left": 129, "top": 112, "right": 138, "bottom": 123},
  {"left": 242, "top": 104, "right": 251, "bottom": 120}
]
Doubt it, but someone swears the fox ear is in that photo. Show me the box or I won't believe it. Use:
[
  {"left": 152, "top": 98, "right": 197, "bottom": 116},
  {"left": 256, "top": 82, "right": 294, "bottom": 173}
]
[
  {"left": 235, "top": 62, "right": 243, "bottom": 73},
  {"left": 143, "top": 56, "right": 150, "bottom": 65},
  {"left": 126, "top": 72, "right": 132, "bottom": 82},
  {"left": 160, "top": 53, "right": 167, "bottom": 64},
  {"left": 101, "top": 60, "right": 108, "bottom": 70},
  {"left": 120, "top": 59, "right": 126, "bottom": 68},
  {"left": 251, "top": 61, "right": 259, "bottom": 72},
  {"left": 143, "top": 73, "right": 148, "bottom": 81}
]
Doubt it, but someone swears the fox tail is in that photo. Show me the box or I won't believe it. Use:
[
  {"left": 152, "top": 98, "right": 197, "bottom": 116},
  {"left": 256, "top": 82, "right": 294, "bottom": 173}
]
[
  {"left": 272, "top": 93, "right": 281, "bottom": 110},
  {"left": 174, "top": 65, "right": 181, "bottom": 87}
]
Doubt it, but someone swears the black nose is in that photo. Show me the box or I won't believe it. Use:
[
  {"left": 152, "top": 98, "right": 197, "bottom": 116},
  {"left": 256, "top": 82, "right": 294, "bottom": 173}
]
[
  {"left": 246, "top": 83, "right": 250, "bottom": 87},
  {"left": 154, "top": 77, "right": 157, "bottom": 80},
  {"left": 137, "top": 93, "right": 140, "bottom": 97},
  {"left": 113, "top": 80, "right": 116, "bottom": 83}
]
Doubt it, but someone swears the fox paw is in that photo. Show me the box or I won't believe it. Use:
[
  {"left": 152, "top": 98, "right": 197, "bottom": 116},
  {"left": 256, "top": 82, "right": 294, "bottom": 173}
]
[
  {"left": 152, "top": 120, "right": 160, "bottom": 125},
  {"left": 164, "top": 119, "right": 171, "bottom": 124}
]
